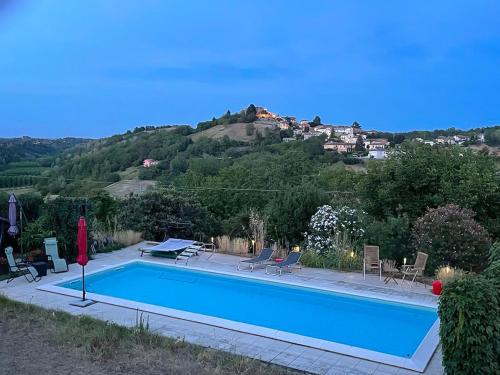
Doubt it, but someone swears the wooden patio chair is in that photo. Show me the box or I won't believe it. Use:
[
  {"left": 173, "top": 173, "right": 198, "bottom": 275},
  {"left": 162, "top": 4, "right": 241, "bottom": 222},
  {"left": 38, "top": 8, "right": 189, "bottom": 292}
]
[
  {"left": 401, "top": 252, "right": 428, "bottom": 287},
  {"left": 363, "top": 245, "right": 382, "bottom": 280}
]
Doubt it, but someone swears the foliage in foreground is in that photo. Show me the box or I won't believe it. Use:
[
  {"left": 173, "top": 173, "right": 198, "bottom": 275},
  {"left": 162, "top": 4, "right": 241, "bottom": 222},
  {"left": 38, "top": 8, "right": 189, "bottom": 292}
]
[
  {"left": 439, "top": 258, "right": 500, "bottom": 375},
  {"left": 0, "top": 295, "right": 298, "bottom": 375},
  {"left": 439, "top": 276, "right": 500, "bottom": 375}
]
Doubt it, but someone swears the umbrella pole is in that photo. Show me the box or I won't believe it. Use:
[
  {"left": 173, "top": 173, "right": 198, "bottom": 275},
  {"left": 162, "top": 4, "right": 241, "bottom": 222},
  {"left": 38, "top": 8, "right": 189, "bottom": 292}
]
[{"left": 82, "top": 265, "right": 86, "bottom": 301}]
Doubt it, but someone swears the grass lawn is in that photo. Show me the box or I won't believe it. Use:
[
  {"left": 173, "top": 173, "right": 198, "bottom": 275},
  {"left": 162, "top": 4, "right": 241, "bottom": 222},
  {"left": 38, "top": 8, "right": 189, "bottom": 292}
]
[{"left": 0, "top": 295, "right": 302, "bottom": 375}]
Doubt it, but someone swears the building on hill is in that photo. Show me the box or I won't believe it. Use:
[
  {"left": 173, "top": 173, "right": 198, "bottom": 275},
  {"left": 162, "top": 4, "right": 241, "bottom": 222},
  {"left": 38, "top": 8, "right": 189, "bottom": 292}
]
[
  {"left": 299, "top": 120, "right": 310, "bottom": 131},
  {"left": 303, "top": 131, "right": 324, "bottom": 140},
  {"left": 324, "top": 141, "right": 355, "bottom": 153},
  {"left": 314, "top": 125, "right": 333, "bottom": 137},
  {"left": 332, "top": 125, "right": 354, "bottom": 136},
  {"left": 435, "top": 136, "right": 456, "bottom": 145},
  {"left": 453, "top": 135, "right": 470, "bottom": 144},
  {"left": 255, "top": 107, "right": 278, "bottom": 120},
  {"left": 340, "top": 133, "right": 366, "bottom": 143},
  {"left": 143, "top": 159, "right": 159, "bottom": 168},
  {"left": 364, "top": 138, "right": 390, "bottom": 149},
  {"left": 479, "top": 131, "right": 485, "bottom": 143},
  {"left": 368, "top": 147, "right": 386, "bottom": 159},
  {"left": 276, "top": 118, "right": 291, "bottom": 130}
]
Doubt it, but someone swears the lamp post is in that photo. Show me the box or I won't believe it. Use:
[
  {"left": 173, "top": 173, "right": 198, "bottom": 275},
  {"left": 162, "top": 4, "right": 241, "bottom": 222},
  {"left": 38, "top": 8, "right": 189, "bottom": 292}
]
[{"left": 251, "top": 239, "right": 255, "bottom": 256}]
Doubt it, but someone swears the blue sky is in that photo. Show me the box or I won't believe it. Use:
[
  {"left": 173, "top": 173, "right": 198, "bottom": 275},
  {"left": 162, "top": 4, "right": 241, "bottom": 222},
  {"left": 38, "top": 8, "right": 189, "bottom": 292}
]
[{"left": 0, "top": 0, "right": 499, "bottom": 138}]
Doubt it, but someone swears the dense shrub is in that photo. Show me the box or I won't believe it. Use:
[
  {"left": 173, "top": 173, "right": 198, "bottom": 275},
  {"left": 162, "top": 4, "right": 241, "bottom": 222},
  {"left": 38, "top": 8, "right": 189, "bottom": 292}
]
[
  {"left": 117, "top": 189, "right": 213, "bottom": 241},
  {"left": 439, "top": 274, "right": 500, "bottom": 375},
  {"left": 43, "top": 197, "right": 93, "bottom": 260},
  {"left": 412, "top": 204, "right": 490, "bottom": 273},
  {"left": 300, "top": 249, "right": 362, "bottom": 271},
  {"left": 20, "top": 216, "right": 54, "bottom": 251},
  {"left": 306, "top": 205, "right": 365, "bottom": 253},
  {"left": 363, "top": 215, "right": 412, "bottom": 262},
  {"left": 488, "top": 241, "right": 500, "bottom": 263}
]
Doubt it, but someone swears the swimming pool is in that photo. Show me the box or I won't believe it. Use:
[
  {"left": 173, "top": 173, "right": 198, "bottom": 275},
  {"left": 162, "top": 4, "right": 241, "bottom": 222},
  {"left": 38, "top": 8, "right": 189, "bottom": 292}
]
[{"left": 42, "top": 261, "right": 439, "bottom": 371}]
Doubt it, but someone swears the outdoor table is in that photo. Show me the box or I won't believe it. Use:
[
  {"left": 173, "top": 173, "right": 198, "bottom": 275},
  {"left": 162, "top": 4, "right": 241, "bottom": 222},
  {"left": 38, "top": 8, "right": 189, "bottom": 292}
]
[
  {"left": 382, "top": 259, "right": 400, "bottom": 285},
  {"left": 31, "top": 261, "right": 48, "bottom": 277}
]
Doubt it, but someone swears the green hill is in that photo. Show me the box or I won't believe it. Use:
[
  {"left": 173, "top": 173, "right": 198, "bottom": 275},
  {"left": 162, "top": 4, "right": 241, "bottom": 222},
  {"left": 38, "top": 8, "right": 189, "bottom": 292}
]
[{"left": 0, "top": 137, "right": 89, "bottom": 165}]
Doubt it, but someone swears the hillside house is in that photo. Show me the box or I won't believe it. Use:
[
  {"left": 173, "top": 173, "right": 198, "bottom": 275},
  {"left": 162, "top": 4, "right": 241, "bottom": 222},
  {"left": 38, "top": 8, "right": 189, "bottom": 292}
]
[
  {"left": 364, "top": 138, "right": 389, "bottom": 149},
  {"left": 299, "top": 120, "right": 310, "bottom": 131},
  {"left": 341, "top": 134, "right": 365, "bottom": 143},
  {"left": 303, "top": 131, "right": 324, "bottom": 140},
  {"left": 143, "top": 159, "right": 159, "bottom": 168},
  {"left": 368, "top": 147, "right": 386, "bottom": 159},
  {"left": 314, "top": 125, "right": 333, "bottom": 137},
  {"left": 256, "top": 107, "right": 278, "bottom": 120},
  {"left": 332, "top": 125, "right": 354, "bottom": 136},
  {"left": 436, "top": 136, "right": 456, "bottom": 145},
  {"left": 453, "top": 135, "right": 470, "bottom": 144},
  {"left": 324, "top": 141, "right": 355, "bottom": 153},
  {"left": 277, "top": 119, "right": 290, "bottom": 130}
]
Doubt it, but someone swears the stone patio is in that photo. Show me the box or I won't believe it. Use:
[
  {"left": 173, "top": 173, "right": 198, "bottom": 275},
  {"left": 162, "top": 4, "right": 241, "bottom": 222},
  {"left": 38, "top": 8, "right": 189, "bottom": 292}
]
[{"left": 0, "top": 242, "right": 444, "bottom": 375}]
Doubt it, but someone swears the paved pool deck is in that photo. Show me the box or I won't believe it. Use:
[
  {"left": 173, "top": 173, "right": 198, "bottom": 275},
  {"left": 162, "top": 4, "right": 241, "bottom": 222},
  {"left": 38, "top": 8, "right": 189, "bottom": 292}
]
[{"left": 0, "top": 242, "right": 444, "bottom": 375}]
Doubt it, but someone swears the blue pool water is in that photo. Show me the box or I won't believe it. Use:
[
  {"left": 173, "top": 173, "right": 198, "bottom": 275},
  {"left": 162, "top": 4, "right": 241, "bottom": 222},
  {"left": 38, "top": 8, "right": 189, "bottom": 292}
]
[{"left": 60, "top": 262, "right": 437, "bottom": 358}]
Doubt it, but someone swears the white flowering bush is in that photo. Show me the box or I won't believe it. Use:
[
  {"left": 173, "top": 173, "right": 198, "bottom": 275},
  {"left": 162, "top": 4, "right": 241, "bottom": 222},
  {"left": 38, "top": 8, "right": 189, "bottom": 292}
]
[
  {"left": 306, "top": 205, "right": 365, "bottom": 254},
  {"left": 336, "top": 206, "right": 365, "bottom": 241}
]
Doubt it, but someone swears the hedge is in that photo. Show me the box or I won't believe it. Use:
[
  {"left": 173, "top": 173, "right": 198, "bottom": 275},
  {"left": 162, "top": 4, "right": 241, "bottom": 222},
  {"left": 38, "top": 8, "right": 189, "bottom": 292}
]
[{"left": 439, "top": 274, "right": 500, "bottom": 374}]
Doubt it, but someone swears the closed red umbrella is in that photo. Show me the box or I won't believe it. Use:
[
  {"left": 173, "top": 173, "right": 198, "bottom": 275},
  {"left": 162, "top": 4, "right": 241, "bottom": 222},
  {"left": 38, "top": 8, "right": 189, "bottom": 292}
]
[{"left": 77, "top": 216, "right": 88, "bottom": 301}]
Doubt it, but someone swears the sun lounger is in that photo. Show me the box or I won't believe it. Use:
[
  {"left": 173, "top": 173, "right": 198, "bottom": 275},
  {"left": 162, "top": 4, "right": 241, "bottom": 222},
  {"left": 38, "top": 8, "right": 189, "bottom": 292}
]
[
  {"left": 237, "top": 248, "right": 274, "bottom": 271},
  {"left": 140, "top": 238, "right": 197, "bottom": 257},
  {"left": 5, "top": 247, "right": 41, "bottom": 283},
  {"left": 401, "top": 252, "right": 428, "bottom": 287},
  {"left": 44, "top": 237, "right": 69, "bottom": 273},
  {"left": 265, "top": 252, "right": 302, "bottom": 276}
]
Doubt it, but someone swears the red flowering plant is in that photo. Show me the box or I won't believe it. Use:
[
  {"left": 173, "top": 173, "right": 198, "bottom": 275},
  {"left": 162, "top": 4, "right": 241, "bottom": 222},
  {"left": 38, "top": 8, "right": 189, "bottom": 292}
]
[{"left": 412, "top": 204, "right": 491, "bottom": 274}]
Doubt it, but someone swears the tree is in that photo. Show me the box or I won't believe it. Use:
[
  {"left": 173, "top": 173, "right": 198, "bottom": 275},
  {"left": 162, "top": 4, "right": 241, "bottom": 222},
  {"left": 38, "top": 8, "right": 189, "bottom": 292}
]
[
  {"left": 364, "top": 215, "right": 411, "bottom": 263},
  {"left": 412, "top": 204, "right": 491, "bottom": 273},
  {"left": 312, "top": 116, "right": 321, "bottom": 126},
  {"left": 393, "top": 133, "right": 405, "bottom": 144},
  {"left": 352, "top": 121, "right": 361, "bottom": 129},
  {"left": 362, "top": 143, "right": 500, "bottom": 237},
  {"left": 117, "top": 189, "right": 212, "bottom": 241},
  {"left": 244, "top": 104, "right": 257, "bottom": 122},
  {"left": 266, "top": 185, "right": 327, "bottom": 246},
  {"left": 170, "top": 156, "right": 189, "bottom": 175},
  {"left": 355, "top": 136, "right": 365, "bottom": 152}
]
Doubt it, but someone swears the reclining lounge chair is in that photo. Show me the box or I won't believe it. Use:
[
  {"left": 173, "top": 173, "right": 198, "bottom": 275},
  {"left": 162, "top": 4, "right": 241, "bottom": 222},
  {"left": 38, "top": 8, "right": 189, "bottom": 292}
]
[
  {"left": 237, "top": 248, "right": 274, "bottom": 271},
  {"left": 44, "top": 238, "right": 69, "bottom": 273},
  {"left": 5, "top": 247, "right": 41, "bottom": 283},
  {"left": 265, "top": 252, "right": 302, "bottom": 276}
]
